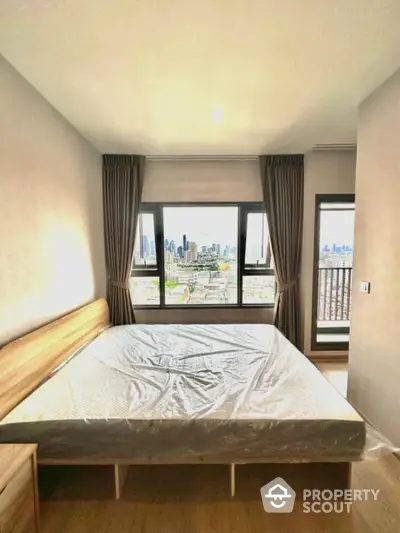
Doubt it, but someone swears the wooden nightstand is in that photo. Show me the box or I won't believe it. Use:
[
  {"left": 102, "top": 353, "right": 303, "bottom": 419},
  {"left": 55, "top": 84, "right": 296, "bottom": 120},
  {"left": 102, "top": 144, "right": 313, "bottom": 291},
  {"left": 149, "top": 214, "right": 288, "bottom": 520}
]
[{"left": 0, "top": 444, "right": 39, "bottom": 533}]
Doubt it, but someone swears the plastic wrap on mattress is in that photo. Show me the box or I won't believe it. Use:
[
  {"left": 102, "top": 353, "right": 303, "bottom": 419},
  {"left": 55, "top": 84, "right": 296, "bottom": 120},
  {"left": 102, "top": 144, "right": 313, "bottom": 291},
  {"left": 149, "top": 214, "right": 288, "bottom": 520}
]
[{"left": 0, "top": 324, "right": 395, "bottom": 463}]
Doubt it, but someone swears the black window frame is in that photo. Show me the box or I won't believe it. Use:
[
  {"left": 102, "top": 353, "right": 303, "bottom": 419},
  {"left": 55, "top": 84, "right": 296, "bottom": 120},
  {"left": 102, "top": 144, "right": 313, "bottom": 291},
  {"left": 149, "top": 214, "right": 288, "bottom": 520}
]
[
  {"left": 311, "top": 194, "right": 355, "bottom": 352},
  {"left": 131, "top": 202, "right": 275, "bottom": 309}
]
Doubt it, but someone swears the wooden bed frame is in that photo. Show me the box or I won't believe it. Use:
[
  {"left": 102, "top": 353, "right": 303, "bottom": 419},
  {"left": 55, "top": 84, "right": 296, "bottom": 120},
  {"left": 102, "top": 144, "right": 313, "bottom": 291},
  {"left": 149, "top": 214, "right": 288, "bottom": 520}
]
[{"left": 0, "top": 298, "right": 352, "bottom": 500}]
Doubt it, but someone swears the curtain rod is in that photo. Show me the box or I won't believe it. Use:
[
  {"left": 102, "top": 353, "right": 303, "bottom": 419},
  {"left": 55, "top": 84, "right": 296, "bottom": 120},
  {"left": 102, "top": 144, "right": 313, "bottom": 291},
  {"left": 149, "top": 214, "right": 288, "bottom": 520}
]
[{"left": 145, "top": 155, "right": 259, "bottom": 162}]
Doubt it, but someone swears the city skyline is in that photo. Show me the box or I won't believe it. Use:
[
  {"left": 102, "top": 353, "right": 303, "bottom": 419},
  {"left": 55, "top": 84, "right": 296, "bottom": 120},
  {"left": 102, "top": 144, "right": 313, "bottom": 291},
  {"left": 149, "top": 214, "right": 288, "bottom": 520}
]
[
  {"left": 137, "top": 231, "right": 354, "bottom": 267},
  {"left": 135, "top": 207, "right": 355, "bottom": 262},
  {"left": 138, "top": 231, "right": 353, "bottom": 260}
]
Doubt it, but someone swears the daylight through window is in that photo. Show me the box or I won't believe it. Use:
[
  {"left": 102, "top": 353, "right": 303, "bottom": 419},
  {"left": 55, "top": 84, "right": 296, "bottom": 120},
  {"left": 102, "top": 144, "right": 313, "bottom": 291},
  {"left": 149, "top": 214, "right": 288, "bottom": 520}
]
[{"left": 131, "top": 204, "right": 275, "bottom": 307}]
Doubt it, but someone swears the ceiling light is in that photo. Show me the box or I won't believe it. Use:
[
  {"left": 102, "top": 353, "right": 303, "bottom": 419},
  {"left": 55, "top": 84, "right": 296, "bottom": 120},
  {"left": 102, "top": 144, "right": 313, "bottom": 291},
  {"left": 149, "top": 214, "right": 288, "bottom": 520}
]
[{"left": 211, "top": 108, "right": 223, "bottom": 124}]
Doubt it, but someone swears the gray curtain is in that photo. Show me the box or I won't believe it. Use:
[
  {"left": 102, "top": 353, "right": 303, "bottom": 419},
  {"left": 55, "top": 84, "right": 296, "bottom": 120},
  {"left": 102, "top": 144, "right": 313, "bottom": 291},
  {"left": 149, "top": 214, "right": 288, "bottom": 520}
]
[
  {"left": 103, "top": 154, "right": 145, "bottom": 325},
  {"left": 259, "top": 155, "right": 304, "bottom": 348}
]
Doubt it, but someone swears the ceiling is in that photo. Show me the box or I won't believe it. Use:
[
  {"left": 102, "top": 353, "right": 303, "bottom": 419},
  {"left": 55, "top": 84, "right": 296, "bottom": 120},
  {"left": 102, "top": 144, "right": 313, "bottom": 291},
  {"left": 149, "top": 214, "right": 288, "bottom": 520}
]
[{"left": 1, "top": 0, "right": 399, "bottom": 155}]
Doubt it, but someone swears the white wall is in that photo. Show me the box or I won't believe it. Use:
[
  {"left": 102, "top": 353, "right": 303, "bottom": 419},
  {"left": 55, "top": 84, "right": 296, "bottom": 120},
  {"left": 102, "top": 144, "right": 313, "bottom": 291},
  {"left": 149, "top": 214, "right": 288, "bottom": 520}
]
[
  {"left": 0, "top": 57, "right": 106, "bottom": 345},
  {"left": 348, "top": 69, "right": 400, "bottom": 445},
  {"left": 300, "top": 150, "right": 357, "bottom": 355}
]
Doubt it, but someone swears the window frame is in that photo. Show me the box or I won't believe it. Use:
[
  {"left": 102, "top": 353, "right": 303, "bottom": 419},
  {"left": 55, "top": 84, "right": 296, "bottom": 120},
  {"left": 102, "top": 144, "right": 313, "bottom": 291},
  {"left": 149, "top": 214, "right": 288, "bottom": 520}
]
[
  {"left": 131, "top": 205, "right": 164, "bottom": 305},
  {"left": 240, "top": 204, "right": 276, "bottom": 306},
  {"left": 311, "top": 194, "right": 355, "bottom": 352},
  {"left": 131, "top": 202, "right": 275, "bottom": 309}
]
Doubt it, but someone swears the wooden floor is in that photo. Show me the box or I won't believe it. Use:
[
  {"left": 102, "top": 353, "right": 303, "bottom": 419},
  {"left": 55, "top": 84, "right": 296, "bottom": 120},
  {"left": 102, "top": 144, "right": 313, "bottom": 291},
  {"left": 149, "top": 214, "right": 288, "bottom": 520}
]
[
  {"left": 315, "top": 361, "right": 348, "bottom": 396},
  {"left": 38, "top": 362, "right": 400, "bottom": 533}
]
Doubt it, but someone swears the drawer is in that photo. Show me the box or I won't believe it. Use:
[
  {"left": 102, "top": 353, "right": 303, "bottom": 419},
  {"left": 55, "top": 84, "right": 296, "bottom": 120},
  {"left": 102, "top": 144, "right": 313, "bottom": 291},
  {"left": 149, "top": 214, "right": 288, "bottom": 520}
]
[{"left": 0, "top": 459, "right": 36, "bottom": 533}]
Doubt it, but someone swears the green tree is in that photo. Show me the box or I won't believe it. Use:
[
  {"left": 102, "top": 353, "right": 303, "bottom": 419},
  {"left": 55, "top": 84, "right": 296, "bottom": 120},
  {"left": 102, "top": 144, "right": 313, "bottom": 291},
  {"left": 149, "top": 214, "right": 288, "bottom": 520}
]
[{"left": 165, "top": 279, "right": 177, "bottom": 294}]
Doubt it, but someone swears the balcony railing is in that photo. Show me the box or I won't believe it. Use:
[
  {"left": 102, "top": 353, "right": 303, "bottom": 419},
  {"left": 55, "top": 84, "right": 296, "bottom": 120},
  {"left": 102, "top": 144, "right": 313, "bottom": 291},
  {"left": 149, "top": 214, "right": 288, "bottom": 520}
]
[{"left": 317, "top": 267, "right": 353, "bottom": 322}]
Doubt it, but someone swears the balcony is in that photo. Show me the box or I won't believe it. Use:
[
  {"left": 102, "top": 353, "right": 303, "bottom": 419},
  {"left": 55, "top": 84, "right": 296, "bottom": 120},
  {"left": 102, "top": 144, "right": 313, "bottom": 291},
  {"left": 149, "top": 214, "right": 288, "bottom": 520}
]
[{"left": 316, "top": 266, "right": 352, "bottom": 345}]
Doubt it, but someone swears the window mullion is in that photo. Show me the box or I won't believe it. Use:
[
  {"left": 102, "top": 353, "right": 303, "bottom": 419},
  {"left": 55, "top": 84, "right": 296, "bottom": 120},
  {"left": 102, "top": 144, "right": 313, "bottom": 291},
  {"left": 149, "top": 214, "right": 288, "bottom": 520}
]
[
  {"left": 243, "top": 268, "right": 274, "bottom": 276},
  {"left": 238, "top": 205, "right": 248, "bottom": 306},
  {"left": 132, "top": 269, "right": 158, "bottom": 277},
  {"left": 156, "top": 205, "right": 166, "bottom": 307}
]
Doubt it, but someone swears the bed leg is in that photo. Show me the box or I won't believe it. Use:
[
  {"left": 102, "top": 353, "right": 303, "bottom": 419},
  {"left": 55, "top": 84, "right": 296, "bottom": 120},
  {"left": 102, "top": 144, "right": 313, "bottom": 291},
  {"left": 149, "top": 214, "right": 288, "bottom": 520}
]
[
  {"left": 230, "top": 463, "right": 236, "bottom": 498},
  {"left": 347, "top": 462, "right": 352, "bottom": 489},
  {"left": 114, "top": 464, "right": 128, "bottom": 500}
]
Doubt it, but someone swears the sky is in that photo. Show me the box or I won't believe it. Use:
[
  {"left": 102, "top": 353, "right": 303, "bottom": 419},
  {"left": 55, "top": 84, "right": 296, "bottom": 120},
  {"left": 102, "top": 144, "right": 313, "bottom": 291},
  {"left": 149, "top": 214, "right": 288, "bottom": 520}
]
[
  {"left": 138, "top": 207, "right": 268, "bottom": 260},
  {"left": 138, "top": 205, "right": 354, "bottom": 254},
  {"left": 319, "top": 209, "right": 355, "bottom": 248},
  {"left": 163, "top": 206, "right": 238, "bottom": 248}
]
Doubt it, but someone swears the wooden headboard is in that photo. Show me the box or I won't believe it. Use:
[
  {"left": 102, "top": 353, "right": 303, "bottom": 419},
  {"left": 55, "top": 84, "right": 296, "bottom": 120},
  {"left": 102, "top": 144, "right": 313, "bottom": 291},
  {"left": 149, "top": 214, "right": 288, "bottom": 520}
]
[{"left": 0, "top": 298, "right": 110, "bottom": 420}]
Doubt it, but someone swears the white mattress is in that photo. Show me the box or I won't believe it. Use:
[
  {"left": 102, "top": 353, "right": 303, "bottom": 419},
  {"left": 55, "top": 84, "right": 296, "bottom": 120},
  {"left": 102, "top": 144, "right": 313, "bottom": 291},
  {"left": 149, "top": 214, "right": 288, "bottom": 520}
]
[{"left": 0, "top": 324, "right": 366, "bottom": 463}]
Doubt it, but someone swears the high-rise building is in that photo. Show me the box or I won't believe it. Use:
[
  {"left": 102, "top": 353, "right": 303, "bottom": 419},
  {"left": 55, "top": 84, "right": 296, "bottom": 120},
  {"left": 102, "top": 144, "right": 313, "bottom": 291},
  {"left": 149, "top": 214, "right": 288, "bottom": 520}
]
[
  {"left": 170, "top": 240, "right": 176, "bottom": 253},
  {"left": 165, "top": 251, "right": 174, "bottom": 264},
  {"left": 216, "top": 244, "right": 221, "bottom": 256},
  {"left": 164, "top": 238, "right": 169, "bottom": 250},
  {"left": 201, "top": 246, "right": 207, "bottom": 254},
  {"left": 177, "top": 246, "right": 183, "bottom": 258},
  {"left": 189, "top": 241, "right": 198, "bottom": 261},
  {"left": 150, "top": 240, "right": 156, "bottom": 257},
  {"left": 184, "top": 250, "right": 192, "bottom": 263},
  {"left": 183, "top": 234, "right": 187, "bottom": 252}
]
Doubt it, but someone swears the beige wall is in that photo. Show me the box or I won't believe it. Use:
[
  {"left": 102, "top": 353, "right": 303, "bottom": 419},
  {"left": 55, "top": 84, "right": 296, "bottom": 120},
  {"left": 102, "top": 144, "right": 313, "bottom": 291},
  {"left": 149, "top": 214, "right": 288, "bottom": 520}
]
[
  {"left": 143, "top": 159, "right": 263, "bottom": 202},
  {"left": 0, "top": 57, "right": 106, "bottom": 345},
  {"left": 348, "top": 69, "right": 400, "bottom": 445},
  {"left": 300, "top": 150, "right": 357, "bottom": 355}
]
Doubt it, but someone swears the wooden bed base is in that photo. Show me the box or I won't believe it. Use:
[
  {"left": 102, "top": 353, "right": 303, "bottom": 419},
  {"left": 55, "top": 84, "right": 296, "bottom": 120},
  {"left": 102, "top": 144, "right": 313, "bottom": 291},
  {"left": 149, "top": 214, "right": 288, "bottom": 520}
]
[
  {"left": 82, "top": 463, "right": 351, "bottom": 500},
  {"left": 0, "top": 299, "right": 353, "bottom": 501},
  {"left": 43, "top": 460, "right": 352, "bottom": 500}
]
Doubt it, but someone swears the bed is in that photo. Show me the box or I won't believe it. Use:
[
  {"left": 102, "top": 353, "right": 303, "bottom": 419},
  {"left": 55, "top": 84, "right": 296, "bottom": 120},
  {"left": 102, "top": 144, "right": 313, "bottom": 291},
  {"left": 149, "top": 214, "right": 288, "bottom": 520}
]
[{"left": 0, "top": 299, "right": 365, "bottom": 499}]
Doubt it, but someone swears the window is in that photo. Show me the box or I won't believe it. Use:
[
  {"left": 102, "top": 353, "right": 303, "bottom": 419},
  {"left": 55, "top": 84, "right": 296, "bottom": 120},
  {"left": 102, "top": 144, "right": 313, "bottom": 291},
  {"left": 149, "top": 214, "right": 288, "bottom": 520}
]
[
  {"left": 131, "top": 204, "right": 275, "bottom": 307},
  {"left": 241, "top": 206, "right": 275, "bottom": 305},
  {"left": 163, "top": 206, "right": 238, "bottom": 305},
  {"left": 131, "top": 209, "right": 162, "bottom": 305}
]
